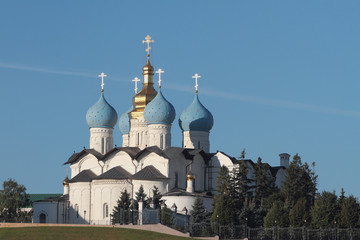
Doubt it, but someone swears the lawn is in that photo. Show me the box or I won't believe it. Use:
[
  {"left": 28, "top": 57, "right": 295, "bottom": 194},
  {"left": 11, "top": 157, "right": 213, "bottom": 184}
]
[{"left": 0, "top": 226, "right": 199, "bottom": 240}]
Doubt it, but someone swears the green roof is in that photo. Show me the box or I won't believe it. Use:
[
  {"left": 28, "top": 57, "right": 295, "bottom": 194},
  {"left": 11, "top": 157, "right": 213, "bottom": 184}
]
[{"left": 29, "top": 194, "right": 62, "bottom": 202}]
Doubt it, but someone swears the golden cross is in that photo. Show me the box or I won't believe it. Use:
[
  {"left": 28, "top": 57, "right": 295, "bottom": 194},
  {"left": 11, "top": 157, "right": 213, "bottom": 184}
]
[
  {"left": 192, "top": 73, "right": 201, "bottom": 94},
  {"left": 98, "top": 72, "right": 107, "bottom": 92},
  {"left": 142, "top": 35, "right": 154, "bottom": 56},
  {"left": 156, "top": 69, "right": 164, "bottom": 89},
  {"left": 132, "top": 77, "right": 140, "bottom": 94}
]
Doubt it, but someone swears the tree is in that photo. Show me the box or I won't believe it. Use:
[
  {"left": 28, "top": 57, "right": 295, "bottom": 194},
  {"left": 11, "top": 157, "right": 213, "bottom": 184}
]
[
  {"left": 289, "top": 197, "right": 309, "bottom": 227},
  {"left": 310, "top": 191, "right": 339, "bottom": 229},
  {"left": 230, "top": 160, "right": 253, "bottom": 218},
  {"left": 0, "top": 178, "right": 30, "bottom": 222},
  {"left": 111, "top": 189, "right": 131, "bottom": 224},
  {"left": 190, "top": 198, "right": 212, "bottom": 236},
  {"left": 151, "top": 186, "right": 162, "bottom": 209},
  {"left": 133, "top": 185, "right": 147, "bottom": 210},
  {"left": 264, "top": 201, "right": 289, "bottom": 228},
  {"left": 339, "top": 195, "right": 360, "bottom": 228},
  {"left": 282, "top": 154, "right": 317, "bottom": 209},
  {"left": 159, "top": 207, "right": 174, "bottom": 227},
  {"left": 254, "top": 157, "right": 276, "bottom": 206},
  {"left": 211, "top": 166, "right": 236, "bottom": 225}
]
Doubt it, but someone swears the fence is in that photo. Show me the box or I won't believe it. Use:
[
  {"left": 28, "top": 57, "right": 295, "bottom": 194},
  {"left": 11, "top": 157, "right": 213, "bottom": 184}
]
[{"left": 219, "top": 225, "right": 360, "bottom": 240}]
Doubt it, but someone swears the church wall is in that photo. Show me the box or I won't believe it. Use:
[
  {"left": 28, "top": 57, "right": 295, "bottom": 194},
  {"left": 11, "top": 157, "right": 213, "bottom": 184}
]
[
  {"left": 89, "top": 128, "right": 114, "bottom": 154},
  {"left": 103, "top": 151, "right": 137, "bottom": 174},
  {"left": 161, "top": 195, "right": 213, "bottom": 214},
  {"left": 69, "top": 182, "right": 91, "bottom": 224},
  {"left": 133, "top": 180, "right": 167, "bottom": 199},
  {"left": 168, "top": 154, "right": 188, "bottom": 190},
  {"left": 189, "top": 154, "right": 206, "bottom": 192},
  {"left": 91, "top": 179, "right": 132, "bottom": 224},
  {"left": 139, "top": 152, "right": 169, "bottom": 177},
  {"left": 70, "top": 154, "right": 102, "bottom": 178},
  {"left": 33, "top": 202, "right": 59, "bottom": 223}
]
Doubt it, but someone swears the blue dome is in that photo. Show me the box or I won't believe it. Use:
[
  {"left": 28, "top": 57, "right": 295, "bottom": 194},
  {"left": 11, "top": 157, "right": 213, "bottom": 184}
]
[
  {"left": 144, "top": 89, "right": 176, "bottom": 125},
  {"left": 179, "top": 94, "right": 214, "bottom": 132},
  {"left": 119, "top": 106, "right": 132, "bottom": 134},
  {"left": 86, "top": 94, "right": 118, "bottom": 128}
]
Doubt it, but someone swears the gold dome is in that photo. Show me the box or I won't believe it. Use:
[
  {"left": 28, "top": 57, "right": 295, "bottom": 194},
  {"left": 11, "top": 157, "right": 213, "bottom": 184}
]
[
  {"left": 63, "top": 176, "right": 69, "bottom": 186},
  {"left": 130, "top": 57, "right": 157, "bottom": 119},
  {"left": 186, "top": 170, "right": 195, "bottom": 180}
]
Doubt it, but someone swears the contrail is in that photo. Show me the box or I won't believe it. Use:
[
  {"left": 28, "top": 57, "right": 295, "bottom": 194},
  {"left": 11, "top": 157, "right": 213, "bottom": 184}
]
[
  {"left": 0, "top": 62, "right": 129, "bottom": 82},
  {"left": 166, "top": 83, "right": 360, "bottom": 117},
  {"left": 2, "top": 62, "right": 359, "bottom": 117}
]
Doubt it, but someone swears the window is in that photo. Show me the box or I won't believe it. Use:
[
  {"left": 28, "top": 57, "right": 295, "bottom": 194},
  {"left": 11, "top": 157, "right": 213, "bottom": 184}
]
[
  {"left": 175, "top": 172, "right": 178, "bottom": 188},
  {"left": 198, "top": 141, "right": 201, "bottom": 149},
  {"left": 74, "top": 204, "right": 79, "bottom": 218},
  {"left": 103, "top": 203, "right": 109, "bottom": 218},
  {"left": 160, "top": 134, "right": 163, "bottom": 149},
  {"left": 101, "top": 138, "right": 105, "bottom": 154}
]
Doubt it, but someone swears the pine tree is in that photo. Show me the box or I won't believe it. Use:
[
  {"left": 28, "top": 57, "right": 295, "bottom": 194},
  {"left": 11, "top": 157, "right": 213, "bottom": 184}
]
[
  {"left": 211, "top": 166, "right": 236, "bottom": 225},
  {"left": 133, "top": 185, "right": 147, "bottom": 210},
  {"left": 150, "top": 186, "right": 162, "bottom": 209},
  {"left": 190, "top": 198, "right": 212, "bottom": 236},
  {"left": 254, "top": 157, "right": 276, "bottom": 206},
  {"left": 111, "top": 189, "right": 131, "bottom": 224},
  {"left": 339, "top": 195, "right": 360, "bottom": 228},
  {"left": 310, "top": 191, "right": 339, "bottom": 229},
  {"left": 289, "top": 197, "right": 309, "bottom": 227},
  {"left": 282, "top": 154, "right": 317, "bottom": 209},
  {"left": 264, "top": 200, "right": 289, "bottom": 228}
]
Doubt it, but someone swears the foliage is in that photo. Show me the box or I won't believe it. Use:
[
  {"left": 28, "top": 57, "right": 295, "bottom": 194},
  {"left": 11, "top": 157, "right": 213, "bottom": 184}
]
[
  {"left": 254, "top": 157, "right": 276, "bottom": 207},
  {"left": 264, "top": 200, "right": 289, "bottom": 228},
  {"left": 289, "top": 197, "right": 309, "bottom": 227},
  {"left": 338, "top": 195, "right": 360, "bottom": 228},
  {"left": 211, "top": 166, "right": 236, "bottom": 225},
  {"left": 151, "top": 186, "right": 162, "bottom": 209},
  {"left": 111, "top": 189, "right": 132, "bottom": 224},
  {"left": 310, "top": 191, "right": 339, "bottom": 229},
  {"left": 282, "top": 154, "right": 317, "bottom": 209},
  {"left": 159, "top": 207, "right": 174, "bottom": 227},
  {"left": 133, "top": 185, "right": 147, "bottom": 210},
  {"left": 0, "top": 178, "right": 30, "bottom": 222},
  {"left": 190, "top": 198, "right": 212, "bottom": 236}
]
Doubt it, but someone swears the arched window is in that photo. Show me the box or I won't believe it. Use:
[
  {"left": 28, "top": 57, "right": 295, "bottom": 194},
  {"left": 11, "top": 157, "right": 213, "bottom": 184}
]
[
  {"left": 137, "top": 133, "right": 140, "bottom": 146},
  {"left": 103, "top": 203, "right": 109, "bottom": 218},
  {"left": 175, "top": 172, "right": 178, "bottom": 188},
  {"left": 74, "top": 204, "right": 79, "bottom": 218},
  {"left": 39, "top": 213, "right": 46, "bottom": 223},
  {"left": 160, "top": 134, "right": 163, "bottom": 149}
]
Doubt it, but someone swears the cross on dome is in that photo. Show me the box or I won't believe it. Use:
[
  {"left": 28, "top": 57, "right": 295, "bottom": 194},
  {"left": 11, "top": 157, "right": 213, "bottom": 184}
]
[
  {"left": 192, "top": 73, "right": 201, "bottom": 94},
  {"left": 99, "top": 72, "right": 107, "bottom": 93},
  {"left": 132, "top": 77, "right": 141, "bottom": 94},
  {"left": 142, "top": 35, "right": 154, "bottom": 57},
  {"left": 156, "top": 68, "right": 164, "bottom": 89}
]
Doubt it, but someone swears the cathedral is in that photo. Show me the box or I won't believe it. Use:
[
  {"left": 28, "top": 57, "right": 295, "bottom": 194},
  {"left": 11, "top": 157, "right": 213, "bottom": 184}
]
[{"left": 33, "top": 35, "right": 289, "bottom": 224}]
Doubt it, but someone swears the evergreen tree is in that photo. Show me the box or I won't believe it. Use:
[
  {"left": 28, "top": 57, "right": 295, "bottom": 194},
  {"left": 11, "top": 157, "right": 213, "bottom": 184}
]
[
  {"left": 339, "top": 195, "right": 360, "bottom": 228},
  {"left": 190, "top": 198, "right": 212, "bottom": 236},
  {"left": 148, "top": 186, "right": 162, "bottom": 209},
  {"left": 310, "top": 191, "right": 339, "bottom": 229},
  {"left": 230, "top": 160, "right": 253, "bottom": 217},
  {"left": 160, "top": 207, "right": 174, "bottom": 227},
  {"left": 289, "top": 197, "right": 309, "bottom": 227},
  {"left": 111, "top": 189, "right": 131, "bottom": 224},
  {"left": 264, "top": 200, "right": 289, "bottom": 228},
  {"left": 254, "top": 157, "right": 276, "bottom": 206},
  {"left": 0, "top": 178, "right": 30, "bottom": 222},
  {"left": 282, "top": 154, "right": 317, "bottom": 209},
  {"left": 133, "top": 185, "right": 147, "bottom": 210},
  {"left": 211, "top": 166, "right": 236, "bottom": 225}
]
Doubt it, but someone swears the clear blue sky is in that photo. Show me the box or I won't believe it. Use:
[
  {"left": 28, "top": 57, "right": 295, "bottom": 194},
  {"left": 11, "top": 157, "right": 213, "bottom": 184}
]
[{"left": 1, "top": 1, "right": 359, "bottom": 198}]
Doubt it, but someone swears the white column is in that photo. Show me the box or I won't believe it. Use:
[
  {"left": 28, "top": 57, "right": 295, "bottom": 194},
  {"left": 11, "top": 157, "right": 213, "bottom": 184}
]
[
  {"left": 122, "top": 134, "right": 129, "bottom": 147},
  {"left": 129, "top": 118, "right": 148, "bottom": 149},
  {"left": 182, "top": 131, "right": 210, "bottom": 153},
  {"left": 147, "top": 124, "right": 171, "bottom": 150},
  {"left": 89, "top": 128, "right": 114, "bottom": 154}
]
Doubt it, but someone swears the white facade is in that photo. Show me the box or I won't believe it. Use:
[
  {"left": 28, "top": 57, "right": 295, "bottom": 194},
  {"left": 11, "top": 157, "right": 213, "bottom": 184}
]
[
  {"left": 129, "top": 118, "right": 148, "bottom": 149},
  {"left": 90, "top": 128, "right": 114, "bottom": 154},
  {"left": 148, "top": 124, "right": 172, "bottom": 150},
  {"left": 182, "top": 131, "right": 210, "bottom": 153}
]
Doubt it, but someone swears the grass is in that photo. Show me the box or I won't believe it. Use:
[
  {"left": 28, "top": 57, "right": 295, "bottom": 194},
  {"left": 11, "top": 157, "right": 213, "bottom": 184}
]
[{"left": 0, "top": 226, "right": 200, "bottom": 240}]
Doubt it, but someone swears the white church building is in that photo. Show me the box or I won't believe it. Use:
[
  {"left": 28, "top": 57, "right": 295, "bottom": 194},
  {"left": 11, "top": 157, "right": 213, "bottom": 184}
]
[{"left": 33, "top": 35, "right": 289, "bottom": 224}]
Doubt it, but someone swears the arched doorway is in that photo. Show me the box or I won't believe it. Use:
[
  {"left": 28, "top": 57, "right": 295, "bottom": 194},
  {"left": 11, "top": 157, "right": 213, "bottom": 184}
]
[{"left": 39, "top": 213, "right": 46, "bottom": 223}]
